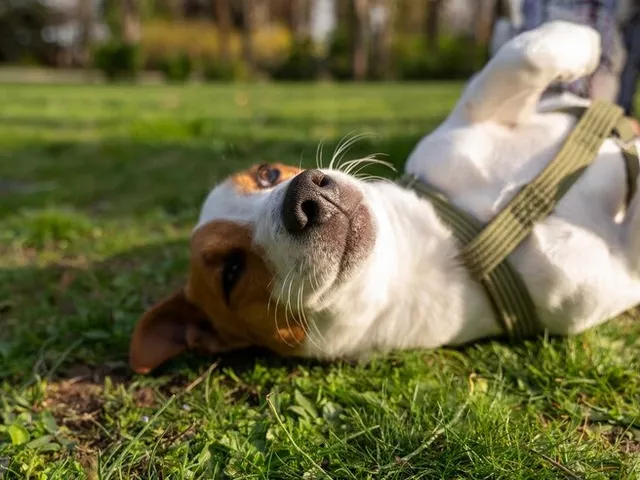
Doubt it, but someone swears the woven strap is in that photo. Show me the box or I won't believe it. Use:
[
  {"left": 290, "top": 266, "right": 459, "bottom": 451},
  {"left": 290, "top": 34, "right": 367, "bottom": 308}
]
[
  {"left": 614, "top": 116, "right": 639, "bottom": 206},
  {"left": 461, "top": 100, "right": 625, "bottom": 279},
  {"left": 399, "top": 100, "right": 638, "bottom": 338},
  {"left": 553, "top": 105, "right": 639, "bottom": 206},
  {"left": 397, "top": 174, "right": 541, "bottom": 337}
]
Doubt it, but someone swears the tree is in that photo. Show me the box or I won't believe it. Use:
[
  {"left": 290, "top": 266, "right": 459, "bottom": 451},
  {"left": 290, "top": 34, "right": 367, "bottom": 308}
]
[
  {"left": 76, "top": 0, "right": 93, "bottom": 66},
  {"left": 214, "top": 0, "right": 233, "bottom": 63},
  {"left": 474, "top": 0, "right": 497, "bottom": 45},
  {"left": 425, "top": 0, "right": 442, "bottom": 53},
  {"left": 241, "top": 0, "right": 254, "bottom": 75},
  {"left": 121, "top": 0, "right": 141, "bottom": 45},
  {"left": 165, "top": 0, "right": 183, "bottom": 19},
  {"left": 370, "top": 0, "right": 394, "bottom": 79},
  {"left": 350, "top": 0, "right": 369, "bottom": 80},
  {"left": 289, "top": 0, "right": 310, "bottom": 42}
]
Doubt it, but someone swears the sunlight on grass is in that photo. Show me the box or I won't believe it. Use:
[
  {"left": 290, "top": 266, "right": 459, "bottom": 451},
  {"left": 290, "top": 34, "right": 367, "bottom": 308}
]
[{"left": 0, "top": 83, "right": 639, "bottom": 479}]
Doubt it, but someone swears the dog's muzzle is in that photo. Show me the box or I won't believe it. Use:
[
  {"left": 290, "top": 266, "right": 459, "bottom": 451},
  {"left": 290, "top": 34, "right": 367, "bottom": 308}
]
[{"left": 282, "top": 169, "right": 362, "bottom": 234}]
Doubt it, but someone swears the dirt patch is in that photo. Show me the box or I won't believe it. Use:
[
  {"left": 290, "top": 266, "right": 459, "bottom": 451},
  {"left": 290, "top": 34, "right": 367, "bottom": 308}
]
[
  {"left": 43, "top": 379, "right": 108, "bottom": 452},
  {"left": 133, "top": 387, "right": 156, "bottom": 408},
  {"left": 42, "top": 362, "right": 131, "bottom": 447},
  {"left": 602, "top": 427, "right": 640, "bottom": 454}
]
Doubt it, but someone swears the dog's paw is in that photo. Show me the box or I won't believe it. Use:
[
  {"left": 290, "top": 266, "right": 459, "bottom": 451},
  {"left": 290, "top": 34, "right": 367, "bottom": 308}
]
[{"left": 510, "top": 21, "right": 601, "bottom": 83}]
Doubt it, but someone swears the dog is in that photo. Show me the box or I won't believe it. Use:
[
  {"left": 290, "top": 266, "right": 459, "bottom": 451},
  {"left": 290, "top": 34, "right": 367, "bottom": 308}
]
[{"left": 130, "top": 21, "right": 640, "bottom": 374}]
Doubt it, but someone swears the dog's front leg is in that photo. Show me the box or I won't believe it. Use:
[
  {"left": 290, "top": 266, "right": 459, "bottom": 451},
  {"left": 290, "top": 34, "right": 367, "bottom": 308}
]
[{"left": 452, "top": 21, "right": 601, "bottom": 127}]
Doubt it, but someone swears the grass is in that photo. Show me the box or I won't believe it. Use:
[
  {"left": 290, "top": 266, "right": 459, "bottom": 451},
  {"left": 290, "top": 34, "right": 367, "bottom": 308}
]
[{"left": 0, "top": 82, "right": 639, "bottom": 479}]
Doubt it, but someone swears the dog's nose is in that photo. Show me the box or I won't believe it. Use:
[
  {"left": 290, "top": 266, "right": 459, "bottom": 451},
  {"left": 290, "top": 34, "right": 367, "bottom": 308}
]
[{"left": 282, "top": 169, "right": 339, "bottom": 234}]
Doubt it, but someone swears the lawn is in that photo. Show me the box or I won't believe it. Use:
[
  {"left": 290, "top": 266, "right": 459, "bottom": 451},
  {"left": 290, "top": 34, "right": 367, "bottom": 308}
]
[{"left": 0, "top": 82, "right": 639, "bottom": 479}]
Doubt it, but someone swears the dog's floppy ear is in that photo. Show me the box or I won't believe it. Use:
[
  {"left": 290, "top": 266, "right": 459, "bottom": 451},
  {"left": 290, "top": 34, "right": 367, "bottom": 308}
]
[{"left": 129, "top": 289, "right": 227, "bottom": 374}]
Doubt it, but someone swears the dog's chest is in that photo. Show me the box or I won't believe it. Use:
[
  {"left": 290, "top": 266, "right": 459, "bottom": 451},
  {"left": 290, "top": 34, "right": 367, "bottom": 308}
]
[
  {"left": 406, "top": 113, "right": 578, "bottom": 223},
  {"left": 404, "top": 112, "right": 635, "bottom": 333}
]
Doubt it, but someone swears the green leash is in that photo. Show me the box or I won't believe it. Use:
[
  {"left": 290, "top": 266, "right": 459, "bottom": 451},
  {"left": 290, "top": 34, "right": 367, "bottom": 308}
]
[{"left": 398, "top": 100, "right": 639, "bottom": 338}]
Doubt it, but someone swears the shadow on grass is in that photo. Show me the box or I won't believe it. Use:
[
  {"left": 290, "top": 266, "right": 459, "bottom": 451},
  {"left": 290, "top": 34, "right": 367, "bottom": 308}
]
[
  {"left": 0, "top": 130, "right": 437, "bottom": 218},
  {"left": 0, "top": 237, "right": 332, "bottom": 385}
]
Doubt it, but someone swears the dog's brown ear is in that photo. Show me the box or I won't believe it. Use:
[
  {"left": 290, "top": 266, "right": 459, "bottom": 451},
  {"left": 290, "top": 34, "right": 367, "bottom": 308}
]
[{"left": 129, "top": 289, "right": 227, "bottom": 374}]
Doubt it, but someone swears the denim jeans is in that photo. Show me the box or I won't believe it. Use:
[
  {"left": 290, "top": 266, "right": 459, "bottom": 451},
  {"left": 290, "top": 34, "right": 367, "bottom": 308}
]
[{"left": 618, "top": 19, "right": 640, "bottom": 116}]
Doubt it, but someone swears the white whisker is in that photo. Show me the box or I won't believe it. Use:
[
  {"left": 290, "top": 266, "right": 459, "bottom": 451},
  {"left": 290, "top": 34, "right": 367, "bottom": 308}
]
[
  {"left": 356, "top": 174, "right": 395, "bottom": 184},
  {"left": 329, "top": 132, "right": 374, "bottom": 170},
  {"left": 315, "top": 139, "right": 326, "bottom": 170},
  {"left": 273, "top": 266, "right": 296, "bottom": 348},
  {"left": 341, "top": 155, "right": 396, "bottom": 177}
]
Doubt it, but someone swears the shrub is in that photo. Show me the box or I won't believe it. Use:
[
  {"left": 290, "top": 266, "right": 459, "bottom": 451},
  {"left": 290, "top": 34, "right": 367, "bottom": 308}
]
[
  {"left": 141, "top": 20, "right": 292, "bottom": 78},
  {"left": 270, "top": 39, "right": 319, "bottom": 81},
  {"left": 142, "top": 20, "right": 222, "bottom": 70},
  {"left": 159, "top": 52, "right": 192, "bottom": 83},
  {"left": 202, "top": 58, "right": 249, "bottom": 82},
  {"left": 326, "top": 28, "right": 352, "bottom": 81},
  {"left": 252, "top": 24, "right": 293, "bottom": 73},
  {"left": 394, "top": 34, "right": 488, "bottom": 81},
  {"left": 93, "top": 41, "right": 142, "bottom": 81}
]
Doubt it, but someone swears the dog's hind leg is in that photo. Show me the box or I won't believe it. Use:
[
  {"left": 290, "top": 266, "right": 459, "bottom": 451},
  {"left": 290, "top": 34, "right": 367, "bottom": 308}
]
[{"left": 451, "top": 21, "right": 601, "bottom": 127}]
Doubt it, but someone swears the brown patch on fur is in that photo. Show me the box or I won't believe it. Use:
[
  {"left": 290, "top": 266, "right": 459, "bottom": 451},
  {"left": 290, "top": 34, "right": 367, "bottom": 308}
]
[
  {"left": 231, "top": 163, "right": 302, "bottom": 194},
  {"left": 187, "top": 220, "right": 306, "bottom": 355},
  {"left": 129, "top": 220, "right": 305, "bottom": 374}
]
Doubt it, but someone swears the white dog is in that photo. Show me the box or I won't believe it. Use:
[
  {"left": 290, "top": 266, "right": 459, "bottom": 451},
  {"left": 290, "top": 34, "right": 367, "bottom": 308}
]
[{"left": 129, "top": 22, "right": 640, "bottom": 374}]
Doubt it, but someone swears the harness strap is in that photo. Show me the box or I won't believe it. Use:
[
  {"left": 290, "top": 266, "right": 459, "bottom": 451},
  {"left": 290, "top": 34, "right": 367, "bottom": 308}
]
[
  {"left": 461, "top": 100, "right": 625, "bottom": 280},
  {"left": 397, "top": 174, "right": 541, "bottom": 338},
  {"left": 399, "top": 100, "right": 639, "bottom": 339},
  {"left": 553, "top": 105, "right": 639, "bottom": 205},
  {"left": 614, "top": 116, "right": 639, "bottom": 205}
]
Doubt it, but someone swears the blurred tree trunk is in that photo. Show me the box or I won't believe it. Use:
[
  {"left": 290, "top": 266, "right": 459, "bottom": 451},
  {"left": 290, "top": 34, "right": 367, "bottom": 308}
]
[
  {"left": 121, "top": 0, "right": 141, "bottom": 45},
  {"left": 214, "top": 0, "right": 233, "bottom": 62},
  {"left": 425, "top": 0, "right": 442, "bottom": 53},
  {"left": 350, "top": 0, "right": 369, "bottom": 80},
  {"left": 290, "top": 0, "right": 310, "bottom": 42},
  {"left": 474, "top": 0, "right": 497, "bottom": 44},
  {"left": 370, "top": 0, "right": 394, "bottom": 79},
  {"left": 254, "top": 0, "right": 270, "bottom": 27},
  {"left": 76, "top": 0, "right": 93, "bottom": 66},
  {"left": 166, "top": 0, "right": 183, "bottom": 19},
  {"left": 241, "top": 0, "right": 255, "bottom": 75}
]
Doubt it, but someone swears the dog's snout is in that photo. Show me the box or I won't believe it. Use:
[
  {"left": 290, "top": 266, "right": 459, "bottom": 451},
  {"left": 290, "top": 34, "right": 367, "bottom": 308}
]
[{"left": 282, "top": 169, "right": 338, "bottom": 234}]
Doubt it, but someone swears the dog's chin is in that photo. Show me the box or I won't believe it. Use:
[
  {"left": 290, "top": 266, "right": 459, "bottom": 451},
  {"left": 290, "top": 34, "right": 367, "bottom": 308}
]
[
  {"left": 267, "top": 201, "right": 376, "bottom": 307},
  {"left": 320, "top": 200, "right": 375, "bottom": 288},
  {"left": 304, "top": 203, "right": 375, "bottom": 301}
]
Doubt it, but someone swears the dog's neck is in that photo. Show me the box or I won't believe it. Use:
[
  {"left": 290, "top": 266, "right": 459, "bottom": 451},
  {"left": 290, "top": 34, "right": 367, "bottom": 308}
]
[{"left": 305, "top": 181, "right": 503, "bottom": 359}]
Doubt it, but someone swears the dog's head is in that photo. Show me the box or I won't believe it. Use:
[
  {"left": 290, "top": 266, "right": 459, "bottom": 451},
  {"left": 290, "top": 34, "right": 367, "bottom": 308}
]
[{"left": 129, "top": 163, "right": 378, "bottom": 373}]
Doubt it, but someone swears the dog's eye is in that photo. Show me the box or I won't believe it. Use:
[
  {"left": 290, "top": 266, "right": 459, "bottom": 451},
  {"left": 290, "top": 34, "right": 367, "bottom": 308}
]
[
  {"left": 256, "top": 164, "right": 281, "bottom": 188},
  {"left": 221, "top": 250, "right": 245, "bottom": 305}
]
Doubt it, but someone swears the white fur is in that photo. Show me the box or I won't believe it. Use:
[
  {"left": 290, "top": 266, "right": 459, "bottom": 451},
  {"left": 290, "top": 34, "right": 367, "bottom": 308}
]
[{"left": 198, "top": 22, "right": 640, "bottom": 360}]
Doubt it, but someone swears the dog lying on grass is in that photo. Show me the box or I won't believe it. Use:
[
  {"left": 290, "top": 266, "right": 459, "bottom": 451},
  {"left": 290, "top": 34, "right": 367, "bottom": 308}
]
[{"left": 130, "top": 21, "right": 640, "bottom": 374}]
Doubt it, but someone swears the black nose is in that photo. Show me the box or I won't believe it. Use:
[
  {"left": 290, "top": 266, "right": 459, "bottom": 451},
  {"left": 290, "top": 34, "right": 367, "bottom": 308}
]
[{"left": 282, "top": 169, "right": 338, "bottom": 234}]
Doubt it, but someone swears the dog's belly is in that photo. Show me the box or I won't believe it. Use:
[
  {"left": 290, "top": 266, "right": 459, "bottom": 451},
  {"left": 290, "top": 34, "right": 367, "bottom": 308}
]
[
  {"left": 511, "top": 216, "right": 640, "bottom": 334},
  {"left": 406, "top": 112, "right": 640, "bottom": 334}
]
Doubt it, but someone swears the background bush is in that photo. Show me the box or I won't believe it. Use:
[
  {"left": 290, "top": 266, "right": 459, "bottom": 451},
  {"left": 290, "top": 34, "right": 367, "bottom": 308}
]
[
  {"left": 96, "top": 21, "right": 488, "bottom": 83},
  {"left": 326, "top": 28, "right": 352, "bottom": 81},
  {"left": 158, "top": 51, "right": 193, "bottom": 82},
  {"left": 141, "top": 20, "right": 291, "bottom": 80},
  {"left": 93, "top": 41, "right": 142, "bottom": 81},
  {"left": 202, "top": 59, "right": 247, "bottom": 82},
  {"left": 394, "top": 34, "right": 488, "bottom": 80},
  {"left": 270, "top": 39, "right": 319, "bottom": 81}
]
